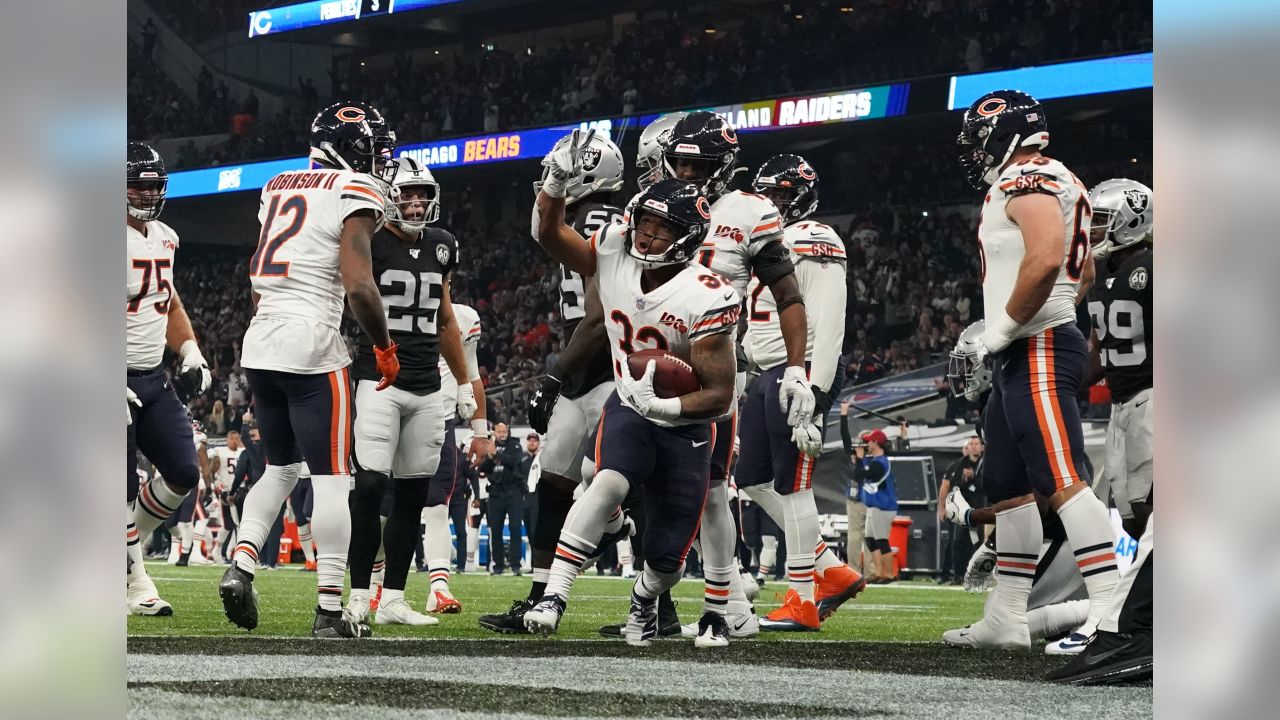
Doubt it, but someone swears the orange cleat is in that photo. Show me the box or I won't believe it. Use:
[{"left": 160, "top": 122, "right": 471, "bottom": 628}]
[
  {"left": 815, "top": 564, "right": 867, "bottom": 621},
  {"left": 759, "top": 589, "right": 820, "bottom": 631},
  {"left": 303, "top": 560, "right": 317, "bottom": 572},
  {"left": 426, "top": 589, "right": 463, "bottom": 614}
]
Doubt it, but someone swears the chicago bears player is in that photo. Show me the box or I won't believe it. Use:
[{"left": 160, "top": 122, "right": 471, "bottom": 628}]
[
  {"left": 635, "top": 112, "right": 687, "bottom": 190},
  {"left": 423, "top": 300, "right": 485, "bottom": 614},
  {"left": 346, "top": 156, "right": 479, "bottom": 628},
  {"left": 527, "top": 162, "right": 739, "bottom": 647},
  {"left": 208, "top": 430, "right": 244, "bottom": 563},
  {"left": 479, "top": 133, "right": 626, "bottom": 634},
  {"left": 171, "top": 421, "right": 213, "bottom": 566},
  {"left": 949, "top": 90, "right": 1118, "bottom": 650},
  {"left": 126, "top": 141, "right": 212, "bottom": 616},
  {"left": 658, "top": 111, "right": 816, "bottom": 637},
  {"left": 219, "top": 101, "right": 401, "bottom": 639},
  {"left": 738, "top": 154, "right": 866, "bottom": 631}
]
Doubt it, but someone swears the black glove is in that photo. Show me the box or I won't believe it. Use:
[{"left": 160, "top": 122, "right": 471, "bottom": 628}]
[
  {"left": 527, "top": 374, "right": 562, "bottom": 434},
  {"left": 811, "top": 385, "right": 833, "bottom": 421}
]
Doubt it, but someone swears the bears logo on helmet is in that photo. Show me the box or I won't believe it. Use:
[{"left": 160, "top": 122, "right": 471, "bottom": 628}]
[
  {"left": 975, "top": 97, "right": 1008, "bottom": 117},
  {"left": 335, "top": 106, "right": 367, "bottom": 123}
]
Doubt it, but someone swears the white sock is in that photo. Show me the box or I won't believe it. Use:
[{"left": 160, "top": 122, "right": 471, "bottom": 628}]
[
  {"left": 993, "top": 502, "right": 1042, "bottom": 620},
  {"left": 422, "top": 503, "right": 453, "bottom": 591},
  {"left": 296, "top": 523, "right": 316, "bottom": 562},
  {"left": 178, "top": 522, "right": 194, "bottom": 554},
  {"left": 780, "top": 490, "right": 819, "bottom": 602},
  {"left": 1029, "top": 599, "right": 1090, "bottom": 640},
  {"left": 634, "top": 562, "right": 682, "bottom": 600},
  {"left": 134, "top": 477, "right": 188, "bottom": 538},
  {"left": 310, "top": 474, "right": 352, "bottom": 612},
  {"left": 193, "top": 520, "right": 208, "bottom": 558},
  {"left": 545, "top": 469, "right": 628, "bottom": 599},
  {"left": 381, "top": 588, "right": 404, "bottom": 605},
  {"left": 126, "top": 505, "right": 150, "bottom": 589},
  {"left": 617, "top": 536, "right": 633, "bottom": 569},
  {"left": 700, "top": 482, "right": 747, "bottom": 614},
  {"left": 232, "top": 463, "right": 301, "bottom": 575},
  {"left": 758, "top": 535, "right": 777, "bottom": 578},
  {"left": 1057, "top": 489, "right": 1119, "bottom": 624},
  {"left": 814, "top": 540, "right": 845, "bottom": 576}
]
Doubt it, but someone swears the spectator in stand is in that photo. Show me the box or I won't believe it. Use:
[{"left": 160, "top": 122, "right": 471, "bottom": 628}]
[{"left": 141, "top": 18, "right": 158, "bottom": 62}]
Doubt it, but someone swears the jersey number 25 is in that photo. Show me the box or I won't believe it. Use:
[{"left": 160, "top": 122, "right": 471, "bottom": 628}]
[{"left": 382, "top": 270, "right": 443, "bottom": 334}]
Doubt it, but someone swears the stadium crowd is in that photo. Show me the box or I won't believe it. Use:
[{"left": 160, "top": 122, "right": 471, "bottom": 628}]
[{"left": 133, "top": 0, "right": 1152, "bottom": 169}]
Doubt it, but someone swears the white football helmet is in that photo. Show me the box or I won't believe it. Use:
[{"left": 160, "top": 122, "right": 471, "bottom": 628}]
[
  {"left": 385, "top": 156, "right": 440, "bottom": 233},
  {"left": 534, "top": 131, "right": 625, "bottom": 204},
  {"left": 636, "top": 112, "right": 687, "bottom": 190},
  {"left": 946, "top": 321, "right": 992, "bottom": 402},
  {"left": 1089, "top": 178, "right": 1153, "bottom": 259}
]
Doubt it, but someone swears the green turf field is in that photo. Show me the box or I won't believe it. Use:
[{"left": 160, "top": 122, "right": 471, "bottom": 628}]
[{"left": 127, "top": 562, "right": 1153, "bottom": 718}]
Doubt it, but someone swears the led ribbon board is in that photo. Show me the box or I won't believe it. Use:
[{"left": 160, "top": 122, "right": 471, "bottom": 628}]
[
  {"left": 948, "top": 52, "right": 1153, "bottom": 110},
  {"left": 248, "top": 0, "right": 463, "bottom": 38}
]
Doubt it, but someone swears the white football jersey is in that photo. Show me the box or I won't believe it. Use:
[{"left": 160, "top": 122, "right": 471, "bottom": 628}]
[
  {"left": 697, "top": 190, "right": 784, "bottom": 295},
  {"left": 591, "top": 223, "right": 741, "bottom": 427},
  {"left": 209, "top": 445, "right": 244, "bottom": 489},
  {"left": 980, "top": 156, "right": 1091, "bottom": 338},
  {"left": 744, "top": 220, "right": 847, "bottom": 389},
  {"left": 439, "top": 303, "right": 483, "bottom": 420},
  {"left": 241, "top": 168, "right": 387, "bottom": 374},
  {"left": 126, "top": 220, "right": 180, "bottom": 370}
]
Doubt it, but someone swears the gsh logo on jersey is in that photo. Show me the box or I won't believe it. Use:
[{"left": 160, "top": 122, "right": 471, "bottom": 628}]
[
  {"left": 658, "top": 312, "right": 688, "bottom": 334},
  {"left": 714, "top": 225, "right": 745, "bottom": 244}
]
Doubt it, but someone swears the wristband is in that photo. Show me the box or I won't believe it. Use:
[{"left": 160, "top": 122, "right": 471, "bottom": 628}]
[
  {"left": 989, "top": 309, "right": 1021, "bottom": 343},
  {"left": 648, "top": 396, "right": 682, "bottom": 422},
  {"left": 178, "top": 339, "right": 203, "bottom": 362},
  {"left": 471, "top": 419, "right": 492, "bottom": 439}
]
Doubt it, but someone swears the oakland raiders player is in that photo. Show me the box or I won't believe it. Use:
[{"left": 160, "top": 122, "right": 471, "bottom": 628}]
[
  {"left": 949, "top": 90, "right": 1118, "bottom": 650},
  {"left": 479, "top": 132, "right": 627, "bottom": 634},
  {"left": 635, "top": 112, "right": 687, "bottom": 190},
  {"left": 527, "top": 166, "right": 740, "bottom": 647},
  {"left": 126, "top": 141, "right": 212, "bottom": 616},
  {"left": 738, "top": 154, "right": 867, "bottom": 632},
  {"left": 1086, "top": 178, "right": 1153, "bottom": 541},
  {"left": 219, "top": 101, "right": 400, "bottom": 639},
  {"left": 346, "top": 156, "right": 479, "bottom": 628},
  {"left": 660, "top": 111, "right": 817, "bottom": 637}
]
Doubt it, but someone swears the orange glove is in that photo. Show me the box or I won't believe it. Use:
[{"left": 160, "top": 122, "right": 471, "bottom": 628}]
[{"left": 374, "top": 343, "right": 400, "bottom": 391}]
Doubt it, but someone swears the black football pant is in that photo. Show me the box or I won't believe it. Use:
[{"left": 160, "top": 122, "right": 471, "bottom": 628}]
[{"left": 487, "top": 489, "right": 525, "bottom": 572}]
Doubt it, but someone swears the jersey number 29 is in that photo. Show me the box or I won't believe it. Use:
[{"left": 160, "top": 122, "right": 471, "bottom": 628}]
[
  {"left": 1088, "top": 299, "right": 1146, "bottom": 367},
  {"left": 382, "top": 270, "right": 443, "bottom": 334}
]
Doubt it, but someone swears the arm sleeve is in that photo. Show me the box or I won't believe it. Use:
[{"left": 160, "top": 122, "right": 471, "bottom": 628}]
[
  {"left": 749, "top": 239, "right": 796, "bottom": 287},
  {"left": 794, "top": 257, "right": 846, "bottom": 392},
  {"left": 463, "top": 319, "right": 482, "bottom": 382}
]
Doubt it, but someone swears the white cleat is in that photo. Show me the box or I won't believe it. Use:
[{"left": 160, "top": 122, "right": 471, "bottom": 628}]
[
  {"left": 741, "top": 571, "right": 760, "bottom": 602},
  {"left": 692, "top": 611, "right": 730, "bottom": 649},
  {"left": 621, "top": 566, "right": 637, "bottom": 579},
  {"left": 942, "top": 614, "right": 1031, "bottom": 650},
  {"left": 524, "top": 594, "right": 567, "bottom": 636},
  {"left": 1044, "top": 631, "right": 1092, "bottom": 655},
  {"left": 680, "top": 610, "right": 759, "bottom": 638},
  {"left": 375, "top": 597, "right": 440, "bottom": 626},
  {"left": 346, "top": 593, "right": 372, "bottom": 627},
  {"left": 127, "top": 576, "right": 173, "bottom": 616},
  {"left": 191, "top": 553, "right": 215, "bottom": 566}
]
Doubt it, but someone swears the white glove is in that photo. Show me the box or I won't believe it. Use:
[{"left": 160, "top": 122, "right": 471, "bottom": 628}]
[
  {"left": 620, "top": 360, "right": 681, "bottom": 422},
  {"left": 963, "top": 543, "right": 997, "bottom": 593},
  {"left": 945, "top": 487, "right": 974, "bottom": 527},
  {"left": 790, "top": 422, "right": 823, "bottom": 458},
  {"left": 978, "top": 310, "right": 1021, "bottom": 357},
  {"left": 127, "top": 386, "right": 141, "bottom": 425},
  {"left": 539, "top": 128, "right": 596, "bottom": 198},
  {"left": 779, "top": 365, "right": 815, "bottom": 427},
  {"left": 178, "top": 340, "right": 212, "bottom": 395},
  {"left": 456, "top": 382, "right": 478, "bottom": 422}
]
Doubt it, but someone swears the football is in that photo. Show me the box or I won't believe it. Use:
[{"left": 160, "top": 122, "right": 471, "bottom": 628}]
[{"left": 627, "top": 348, "right": 701, "bottom": 398}]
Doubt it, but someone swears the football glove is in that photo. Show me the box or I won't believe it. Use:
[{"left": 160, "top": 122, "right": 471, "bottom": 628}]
[
  {"left": 945, "top": 487, "right": 974, "bottom": 527},
  {"left": 619, "top": 360, "right": 681, "bottom": 422},
  {"left": 790, "top": 422, "right": 823, "bottom": 458},
  {"left": 176, "top": 340, "right": 211, "bottom": 398},
  {"left": 528, "top": 374, "right": 562, "bottom": 434},
  {"left": 811, "top": 385, "right": 834, "bottom": 421},
  {"left": 127, "top": 386, "right": 141, "bottom": 425},
  {"left": 374, "top": 343, "right": 400, "bottom": 391},
  {"left": 456, "top": 381, "right": 478, "bottom": 422},
  {"left": 963, "top": 543, "right": 997, "bottom": 593},
  {"left": 779, "top": 365, "right": 815, "bottom": 427},
  {"left": 539, "top": 128, "right": 596, "bottom": 198}
]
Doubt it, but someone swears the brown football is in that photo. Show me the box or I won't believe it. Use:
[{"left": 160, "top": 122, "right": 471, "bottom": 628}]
[{"left": 627, "top": 348, "right": 701, "bottom": 399}]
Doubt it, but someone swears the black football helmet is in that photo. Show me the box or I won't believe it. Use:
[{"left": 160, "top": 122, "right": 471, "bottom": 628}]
[
  {"left": 625, "top": 179, "right": 713, "bottom": 269},
  {"left": 956, "top": 90, "right": 1049, "bottom": 189},
  {"left": 661, "top": 110, "right": 740, "bottom": 197},
  {"left": 752, "top": 154, "right": 819, "bottom": 224},
  {"left": 127, "top": 141, "right": 168, "bottom": 221},
  {"left": 310, "top": 101, "right": 397, "bottom": 178}
]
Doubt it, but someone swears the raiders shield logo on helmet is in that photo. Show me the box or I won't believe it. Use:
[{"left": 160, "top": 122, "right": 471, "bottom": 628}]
[
  {"left": 580, "top": 146, "right": 602, "bottom": 172},
  {"left": 1124, "top": 188, "right": 1149, "bottom": 214},
  {"left": 436, "top": 244, "right": 451, "bottom": 265}
]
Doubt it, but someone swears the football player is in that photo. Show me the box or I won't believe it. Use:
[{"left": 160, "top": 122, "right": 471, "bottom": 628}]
[
  {"left": 635, "top": 112, "right": 687, "bottom": 190},
  {"left": 423, "top": 299, "right": 485, "bottom": 614},
  {"left": 657, "top": 111, "right": 817, "bottom": 640},
  {"left": 345, "top": 156, "right": 481, "bottom": 628},
  {"left": 951, "top": 90, "right": 1118, "bottom": 649},
  {"left": 219, "top": 101, "right": 401, "bottom": 639},
  {"left": 208, "top": 431, "right": 244, "bottom": 564},
  {"left": 526, "top": 147, "right": 740, "bottom": 646},
  {"left": 126, "top": 141, "right": 212, "bottom": 616},
  {"left": 737, "top": 154, "right": 866, "bottom": 631},
  {"left": 479, "top": 132, "right": 627, "bottom": 634},
  {"left": 171, "top": 420, "right": 213, "bottom": 566},
  {"left": 287, "top": 461, "right": 316, "bottom": 570}
]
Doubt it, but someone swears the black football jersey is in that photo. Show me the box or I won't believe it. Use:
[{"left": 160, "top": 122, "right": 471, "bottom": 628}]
[
  {"left": 559, "top": 200, "right": 622, "bottom": 399},
  {"left": 354, "top": 227, "right": 459, "bottom": 394},
  {"left": 1087, "top": 247, "right": 1152, "bottom": 403}
]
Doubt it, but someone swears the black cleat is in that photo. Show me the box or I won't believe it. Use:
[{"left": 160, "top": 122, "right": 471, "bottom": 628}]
[
  {"left": 312, "top": 607, "right": 373, "bottom": 639},
  {"left": 218, "top": 565, "right": 259, "bottom": 630},
  {"left": 175, "top": 551, "right": 190, "bottom": 567},
  {"left": 478, "top": 599, "right": 535, "bottom": 634},
  {"left": 1045, "top": 631, "right": 1152, "bottom": 685},
  {"left": 599, "top": 597, "right": 681, "bottom": 638}
]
